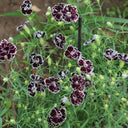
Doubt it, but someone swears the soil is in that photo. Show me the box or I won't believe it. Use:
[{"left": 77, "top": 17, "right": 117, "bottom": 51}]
[
  {"left": 0, "top": 0, "right": 127, "bottom": 40},
  {"left": 0, "top": 0, "right": 62, "bottom": 39}
]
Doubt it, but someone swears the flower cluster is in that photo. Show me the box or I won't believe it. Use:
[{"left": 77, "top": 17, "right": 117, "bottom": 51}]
[
  {"left": 52, "top": 3, "right": 79, "bottom": 23},
  {"left": 47, "top": 107, "right": 66, "bottom": 127},
  {"left": 69, "top": 74, "right": 87, "bottom": 106},
  {"left": 34, "top": 31, "right": 46, "bottom": 39},
  {"left": 78, "top": 57, "right": 94, "bottom": 74},
  {"left": 27, "top": 74, "right": 45, "bottom": 97},
  {"left": 29, "top": 53, "right": 44, "bottom": 69},
  {"left": 54, "top": 33, "right": 66, "bottom": 49},
  {"left": 64, "top": 45, "right": 81, "bottom": 60},
  {"left": 20, "top": 0, "right": 32, "bottom": 15},
  {"left": 0, "top": 39, "right": 17, "bottom": 61},
  {"left": 45, "top": 77, "right": 61, "bottom": 93},
  {"left": 103, "top": 49, "right": 128, "bottom": 63}
]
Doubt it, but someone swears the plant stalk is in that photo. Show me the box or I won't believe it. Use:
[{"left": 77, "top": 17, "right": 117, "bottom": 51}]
[
  {"left": 5, "top": 57, "right": 16, "bottom": 120},
  {"left": 78, "top": 15, "right": 82, "bottom": 51}
]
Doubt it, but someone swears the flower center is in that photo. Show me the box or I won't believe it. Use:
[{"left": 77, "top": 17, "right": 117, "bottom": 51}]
[
  {"left": 33, "top": 57, "right": 39, "bottom": 63},
  {"left": 70, "top": 51, "right": 75, "bottom": 56},
  {"left": 52, "top": 81, "right": 56, "bottom": 87},
  {"left": 32, "top": 86, "right": 37, "bottom": 92},
  {"left": 66, "top": 12, "right": 71, "bottom": 17},
  {"left": 56, "top": 37, "right": 62, "bottom": 43},
  {"left": 4, "top": 47, "right": 9, "bottom": 51}
]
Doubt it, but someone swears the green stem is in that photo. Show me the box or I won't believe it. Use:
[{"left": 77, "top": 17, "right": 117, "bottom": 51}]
[{"left": 5, "top": 56, "right": 16, "bottom": 120}]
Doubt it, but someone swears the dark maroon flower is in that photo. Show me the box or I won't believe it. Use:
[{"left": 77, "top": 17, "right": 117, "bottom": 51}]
[
  {"left": 81, "top": 60, "right": 94, "bottom": 74},
  {"left": 58, "top": 69, "right": 68, "bottom": 79},
  {"left": 78, "top": 57, "right": 85, "bottom": 66},
  {"left": 54, "top": 33, "right": 66, "bottom": 49},
  {"left": 118, "top": 53, "right": 128, "bottom": 63},
  {"left": 52, "top": 3, "right": 65, "bottom": 21},
  {"left": 27, "top": 82, "right": 37, "bottom": 97},
  {"left": 34, "top": 31, "right": 46, "bottom": 39},
  {"left": 0, "top": 39, "right": 17, "bottom": 61},
  {"left": 83, "top": 38, "right": 96, "bottom": 46},
  {"left": 20, "top": 0, "right": 32, "bottom": 15},
  {"left": 16, "top": 24, "right": 24, "bottom": 31},
  {"left": 64, "top": 45, "right": 81, "bottom": 60},
  {"left": 62, "top": 4, "right": 79, "bottom": 23},
  {"left": 85, "top": 79, "right": 91, "bottom": 87},
  {"left": 30, "top": 74, "right": 45, "bottom": 86},
  {"left": 47, "top": 107, "right": 66, "bottom": 127},
  {"left": 70, "top": 90, "right": 85, "bottom": 106},
  {"left": 16, "top": 20, "right": 30, "bottom": 31},
  {"left": 45, "top": 77, "right": 61, "bottom": 93},
  {"left": 30, "top": 53, "right": 44, "bottom": 69},
  {"left": 103, "top": 49, "right": 118, "bottom": 61},
  {"left": 70, "top": 74, "right": 85, "bottom": 91},
  {"left": 28, "top": 74, "right": 45, "bottom": 97}
]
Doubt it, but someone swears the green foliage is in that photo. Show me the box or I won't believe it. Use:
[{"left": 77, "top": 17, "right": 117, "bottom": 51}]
[{"left": 0, "top": 0, "right": 128, "bottom": 128}]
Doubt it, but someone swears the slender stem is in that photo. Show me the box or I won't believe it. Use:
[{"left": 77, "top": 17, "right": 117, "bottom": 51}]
[
  {"left": 5, "top": 57, "right": 16, "bottom": 120},
  {"left": 78, "top": 15, "right": 82, "bottom": 51},
  {"left": 32, "top": 68, "right": 38, "bottom": 74}
]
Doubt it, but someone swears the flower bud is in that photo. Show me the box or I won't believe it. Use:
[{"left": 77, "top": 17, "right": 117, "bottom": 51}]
[
  {"left": 36, "top": 110, "right": 39, "bottom": 115},
  {"left": 121, "top": 97, "right": 127, "bottom": 102},
  {"left": 48, "top": 57, "right": 52, "bottom": 66},
  {"left": 10, "top": 119, "right": 16, "bottom": 124},
  {"left": 68, "top": 63, "right": 72, "bottom": 68},
  {"left": 76, "top": 67, "right": 81, "bottom": 74},
  {"left": 104, "top": 104, "right": 108, "bottom": 110}
]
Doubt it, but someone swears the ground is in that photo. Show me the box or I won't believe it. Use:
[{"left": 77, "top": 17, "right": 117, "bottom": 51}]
[
  {"left": 0, "top": 0, "right": 62, "bottom": 39},
  {"left": 0, "top": 0, "right": 127, "bottom": 39}
]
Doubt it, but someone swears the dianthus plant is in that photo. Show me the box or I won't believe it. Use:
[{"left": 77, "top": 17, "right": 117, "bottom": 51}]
[{"left": 0, "top": 0, "right": 128, "bottom": 128}]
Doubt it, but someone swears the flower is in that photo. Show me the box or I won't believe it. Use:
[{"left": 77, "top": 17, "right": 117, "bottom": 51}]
[
  {"left": 118, "top": 53, "right": 128, "bottom": 63},
  {"left": 61, "top": 96, "right": 68, "bottom": 104},
  {"left": 84, "top": 79, "right": 91, "bottom": 87},
  {"left": 62, "top": 4, "right": 79, "bottom": 23},
  {"left": 34, "top": 31, "right": 46, "bottom": 39},
  {"left": 27, "top": 82, "right": 37, "bottom": 97},
  {"left": 30, "top": 74, "right": 45, "bottom": 93},
  {"left": 30, "top": 53, "right": 44, "bottom": 69},
  {"left": 0, "top": 39, "right": 17, "bottom": 61},
  {"left": 20, "top": 0, "right": 32, "bottom": 15},
  {"left": 16, "top": 20, "right": 30, "bottom": 31},
  {"left": 81, "top": 60, "right": 94, "bottom": 74},
  {"left": 60, "top": 96, "right": 68, "bottom": 107},
  {"left": 52, "top": 3, "right": 65, "bottom": 21},
  {"left": 103, "top": 49, "right": 118, "bottom": 61},
  {"left": 45, "top": 77, "right": 61, "bottom": 93},
  {"left": 78, "top": 57, "right": 85, "bottom": 66},
  {"left": 83, "top": 35, "right": 99, "bottom": 46},
  {"left": 70, "top": 90, "right": 85, "bottom": 106},
  {"left": 64, "top": 45, "right": 81, "bottom": 60},
  {"left": 47, "top": 107, "right": 66, "bottom": 127},
  {"left": 58, "top": 69, "right": 68, "bottom": 79},
  {"left": 54, "top": 33, "right": 66, "bottom": 49},
  {"left": 70, "top": 74, "right": 86, "bottom": 91}
]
